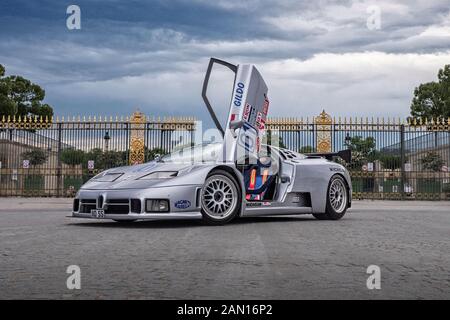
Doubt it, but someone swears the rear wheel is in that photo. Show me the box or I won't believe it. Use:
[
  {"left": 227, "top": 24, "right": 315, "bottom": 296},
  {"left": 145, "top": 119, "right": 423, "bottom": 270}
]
[
  {"left": 313, "top": 175, "right": 348, "bottom": 220},
  {"left": 200, "top": 170, "right": 241, "bottom": 225}
]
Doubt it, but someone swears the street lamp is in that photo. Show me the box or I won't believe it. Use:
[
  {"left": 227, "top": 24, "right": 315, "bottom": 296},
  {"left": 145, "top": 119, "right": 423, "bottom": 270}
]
[
  {"left": 104, "top": 131, "right": 110, "bottom": 152},
  {"left": 345, "top": 133, "right": 352, "bottom": 150}
]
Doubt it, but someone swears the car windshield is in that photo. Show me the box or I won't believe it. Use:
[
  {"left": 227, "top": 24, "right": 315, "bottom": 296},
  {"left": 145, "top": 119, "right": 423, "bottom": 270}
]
[{"left": 161, "top": 143, "right": 222, "bottom": 163}]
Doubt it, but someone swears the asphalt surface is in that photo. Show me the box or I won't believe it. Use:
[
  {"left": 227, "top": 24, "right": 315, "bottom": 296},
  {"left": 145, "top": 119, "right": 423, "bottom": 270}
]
[{"left": 0, "top": 198, "right": 448, "bottom": 299}]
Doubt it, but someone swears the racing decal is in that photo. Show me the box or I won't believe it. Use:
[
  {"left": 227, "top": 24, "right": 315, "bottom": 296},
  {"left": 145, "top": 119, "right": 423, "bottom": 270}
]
[
  {"left": 243, "top": 103, "right": 251, "bottom": 121},
  {"left": 237, "top": 122, "right": 257, "bottom": 153},
  {"left": 255, "top": 111, "right": 263, "bottom": 129},
  {"left": 246, "top": 201, "right": 262, "bottom": 206},
  {"left": 262, "top": 94, "right": 269, "bottom": 115},
  {"left": 233, "top": 82, "right": 245, "bottom": 107},
  {"left": 262, "top": 169, "right": 269, "bottom": 184},
  {"left": 249, "top": 169, "right": 256, "bottom": 190},
  {"left": 262, "top": 201, "right": 271, "bottom": 206},
  {"left": 174, "top": 200, "right": 191, "bottom": 209}
]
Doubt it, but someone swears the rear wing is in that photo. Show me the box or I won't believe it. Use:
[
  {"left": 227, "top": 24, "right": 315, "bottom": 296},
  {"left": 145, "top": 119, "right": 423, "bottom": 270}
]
[{"left": 306, "top": 149, "right": 352, "bottom": 163}]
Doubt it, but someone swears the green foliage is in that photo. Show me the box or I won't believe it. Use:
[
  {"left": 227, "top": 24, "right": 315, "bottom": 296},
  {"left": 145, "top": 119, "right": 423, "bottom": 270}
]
[
  {"left": 411, "top": 64, "right": 450, "bottom": 119},
  {"left": 22, "top": 148, "right": 48, "bottom": 166},
  {"left": 344, "top": 136, "right": 378, "bottom": 168},
  {"left": 0, "top": 64, "right": 54, "bottom": 118},
  {"left": 145, "top": 147, "right": 167, "bottom": 161},
  {"left": 420, "top": 151, "right": 444, "bottom": 172},
  {"left": 60, "top": 149, "right": 85, "bottom": 166},
  {"left": 84, "top": 148, "right": 127, "bottom": 170},
  {"left": 378, "top": 154, "right": 403, "bottom": 170},
  {"left": 299, "top": 145, "right": 315, "bottom": 154},
  {"left": 263, "top": 130, "right": 286, "bottom": 148},
  {"left": 443, "top": 183, "right": 450, "bottom": 193}
]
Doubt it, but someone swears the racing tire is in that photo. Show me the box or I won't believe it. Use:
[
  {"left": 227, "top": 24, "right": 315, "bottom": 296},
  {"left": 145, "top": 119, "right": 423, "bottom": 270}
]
[
  {"left": 313, "top": 174, "right": 348, "bottom": 221},
  {"left": 200, "top": 169, "right": 241, "bottom": 225}
]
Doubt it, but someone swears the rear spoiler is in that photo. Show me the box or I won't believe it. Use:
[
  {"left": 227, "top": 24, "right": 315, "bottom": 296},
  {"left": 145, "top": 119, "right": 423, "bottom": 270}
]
[{"left": 306, "top": 149, "right": 351, "bottom": 163}]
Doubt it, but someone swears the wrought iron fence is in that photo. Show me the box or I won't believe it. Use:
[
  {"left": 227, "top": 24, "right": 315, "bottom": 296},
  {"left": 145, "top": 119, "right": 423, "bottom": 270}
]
[{"left": 0, "top": 111, "right": 449, "bottom": 199}]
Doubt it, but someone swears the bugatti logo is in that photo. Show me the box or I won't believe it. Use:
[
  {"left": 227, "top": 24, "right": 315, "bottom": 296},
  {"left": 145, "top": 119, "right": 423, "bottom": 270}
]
[{"left": 175, "top": 200, "right": 191, "bottom": 209}]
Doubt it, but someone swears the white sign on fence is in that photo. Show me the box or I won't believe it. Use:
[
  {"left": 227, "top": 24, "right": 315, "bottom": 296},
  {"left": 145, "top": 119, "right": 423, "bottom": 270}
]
[
  {"left": 23, "top": 160, "right": 30, "bottom": 169},
  {"left": 405, "top": 163, "right": 411, "bottom": 172},
  {"left": 12, "top": 169, "right": 18, "bottom": 181},
  {"left": 367, "top": 162, "right": 374, "bottom": 172},
  {"left": 87, "top": 160, "right": 95, "bottom": 170},
  {"left": 0, "top": 161, "right": 2, "bottom": 169}
]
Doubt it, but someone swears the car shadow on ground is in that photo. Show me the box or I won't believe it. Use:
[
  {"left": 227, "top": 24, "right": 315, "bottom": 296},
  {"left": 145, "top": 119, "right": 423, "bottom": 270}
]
[{"left": 67, "top": 215, "right": 326, "bottom": 229}]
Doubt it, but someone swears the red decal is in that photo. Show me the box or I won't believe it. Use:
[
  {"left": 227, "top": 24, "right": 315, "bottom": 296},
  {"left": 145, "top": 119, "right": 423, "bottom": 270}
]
[
  {"left": 262, "top": 95, "right": 269, "bottom": 115},
  {"left": 230, "top": 114, "right": 236, "bottom": 121},
  {"left": 243, "top": 103, "right": 251, "bottom": 121}
]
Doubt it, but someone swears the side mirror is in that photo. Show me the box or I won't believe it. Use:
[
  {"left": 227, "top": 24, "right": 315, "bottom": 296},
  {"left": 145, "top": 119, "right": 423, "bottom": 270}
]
[
  {"left": 154, "top": 154, "right": 161, "bottom": 162},
  {"left": 229, "top": 120, "right": 244, "bottom": 137}
]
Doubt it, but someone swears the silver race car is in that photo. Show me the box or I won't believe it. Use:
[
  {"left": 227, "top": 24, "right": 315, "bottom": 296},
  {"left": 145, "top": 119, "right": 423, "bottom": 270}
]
[{"left": 72, "top": 58, "right": 352, "bottom": 225}]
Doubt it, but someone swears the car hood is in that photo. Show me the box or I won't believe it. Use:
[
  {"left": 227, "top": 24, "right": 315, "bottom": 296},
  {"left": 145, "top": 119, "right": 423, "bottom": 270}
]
[{"left": 80, "top": 161, "right": 205, "bottom": 190}]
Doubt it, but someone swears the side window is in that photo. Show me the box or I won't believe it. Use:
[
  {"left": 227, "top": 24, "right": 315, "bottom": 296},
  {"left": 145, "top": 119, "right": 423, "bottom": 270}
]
[{"left": 205, "top": 64, "right": 236, "bottom": 132}]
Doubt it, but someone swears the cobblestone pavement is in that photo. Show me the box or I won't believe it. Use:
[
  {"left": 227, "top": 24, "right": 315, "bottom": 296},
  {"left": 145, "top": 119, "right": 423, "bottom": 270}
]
[{"left": 0, "top": 198, "right": 448, "bottom": 299}]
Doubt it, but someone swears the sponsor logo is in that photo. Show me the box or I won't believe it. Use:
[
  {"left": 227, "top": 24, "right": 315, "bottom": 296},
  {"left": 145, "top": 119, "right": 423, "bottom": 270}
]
[
  {"left": 246, "top": 201, "right": 262, "bottom": 207},
  {"left": 238, "top": 122, "right": 257, "bottom": 152},
  {"left": 174, "top": 200, "right": 191, "bottom": 209},
  {"left": 262, "top": 94, "right": 269, "bottom": 115},
  {"left": 256, "top": 111, "right": 263, "bottom": 128},
  {"left": 243, "top": 104, "right": 251, "bottom": 121},
  {"left": 233, "top": 82, "right": 245, "bottom": 107}
]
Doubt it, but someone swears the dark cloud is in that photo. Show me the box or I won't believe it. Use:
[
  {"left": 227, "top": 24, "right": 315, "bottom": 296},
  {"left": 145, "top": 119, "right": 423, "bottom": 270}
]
[{"left": 0, "top": 0, "right": 449, "bottom": 120}]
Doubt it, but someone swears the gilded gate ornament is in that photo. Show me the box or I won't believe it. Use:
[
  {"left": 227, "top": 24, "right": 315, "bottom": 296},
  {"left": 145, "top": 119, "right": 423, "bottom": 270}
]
[
  {"left": 129, "top": 111, "right": 146, "bottom": 165},
  {"left": 315, "top": 110, "right": 332, "bottom": 153}
]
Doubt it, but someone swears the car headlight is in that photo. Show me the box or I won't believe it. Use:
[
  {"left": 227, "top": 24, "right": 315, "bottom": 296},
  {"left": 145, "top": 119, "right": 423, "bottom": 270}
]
[
  {"left": 137, "top": 171, "right": 178, "bottom": 180},
  {"left": 145, "top": 199, "right": 169, "bottom": 212}
]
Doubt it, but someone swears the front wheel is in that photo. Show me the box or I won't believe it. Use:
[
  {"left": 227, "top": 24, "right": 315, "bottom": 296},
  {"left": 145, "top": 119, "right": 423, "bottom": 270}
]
[
  {"left": 200, "top": 170, "right": 241, "bottom": 225},
  {"left": 313, "top": 175, "right": 348, "bottom": 220}
]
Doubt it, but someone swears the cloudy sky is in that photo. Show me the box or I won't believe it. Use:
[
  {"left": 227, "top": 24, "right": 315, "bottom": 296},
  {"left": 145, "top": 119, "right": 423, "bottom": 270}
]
[{"left": 0, "top": 0, "right": 449, "bottom": 125}]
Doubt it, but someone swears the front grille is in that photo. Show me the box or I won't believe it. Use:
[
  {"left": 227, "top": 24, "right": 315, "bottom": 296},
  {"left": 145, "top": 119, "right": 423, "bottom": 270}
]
[
  {"left": 79, "top": 199, "right": 96, "bottom": 213},
  {"left": 73, "top": 199, "right": 80, "bottom": 212},
  {"left": 105, "top": 205, "right": 129, "bottom": 214},
  {"left": 108, "top": 199, "right": 129, "bottom": 204},
  {"left": 98, "top": 195, "right": 104, "bottom": 209},
  {"left": 130, "top": 199, "right": 141, "bottom": 213},
  {"left": 78, "top": 198, "right": 134, "bottom": 214},
  {"left": 104, "top": 198, "right": 130, "bottom": 214}
]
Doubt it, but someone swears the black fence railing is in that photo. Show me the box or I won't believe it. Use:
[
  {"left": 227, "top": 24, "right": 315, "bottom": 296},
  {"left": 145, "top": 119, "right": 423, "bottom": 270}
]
[{"left": 0, "top": 114, "right": 449, "bottom": 199}]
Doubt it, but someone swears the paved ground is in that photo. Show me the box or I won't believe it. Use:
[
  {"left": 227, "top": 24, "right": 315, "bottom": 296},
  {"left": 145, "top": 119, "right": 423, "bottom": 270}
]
[{"left": 0, "top": 198, "right": 448, "bottom": 299}]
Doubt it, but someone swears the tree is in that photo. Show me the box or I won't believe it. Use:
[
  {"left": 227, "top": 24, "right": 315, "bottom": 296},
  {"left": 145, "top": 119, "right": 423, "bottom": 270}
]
[
  {"left": 420, "top": 151, "right": 444, "bottom": 172},
  {"left": 411, "top": 65, "right": 450, "bottom": 119},
  {"left": 299, "top": 145, "right": 315, "bottom": 154},
  {"left": 61, "top": 149, "right": 85, "bottom": 166},
  {"left": 263, "top": 130, "right": 286, "bottom": 148},
  {"left": 0, "top": 64, "right": 54, "bottom": 118},
  {"left": 84, "top": 148, "right": 127, "bottom": 170},
  {"left": 145, "top": 147, "right": 167, "bottom": 161},
  {"left": 22, "top": 149, "right": 48, "bottom": 166},
  {"left": 344, "top": 136, "right": 378, "bottom": 168}
]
